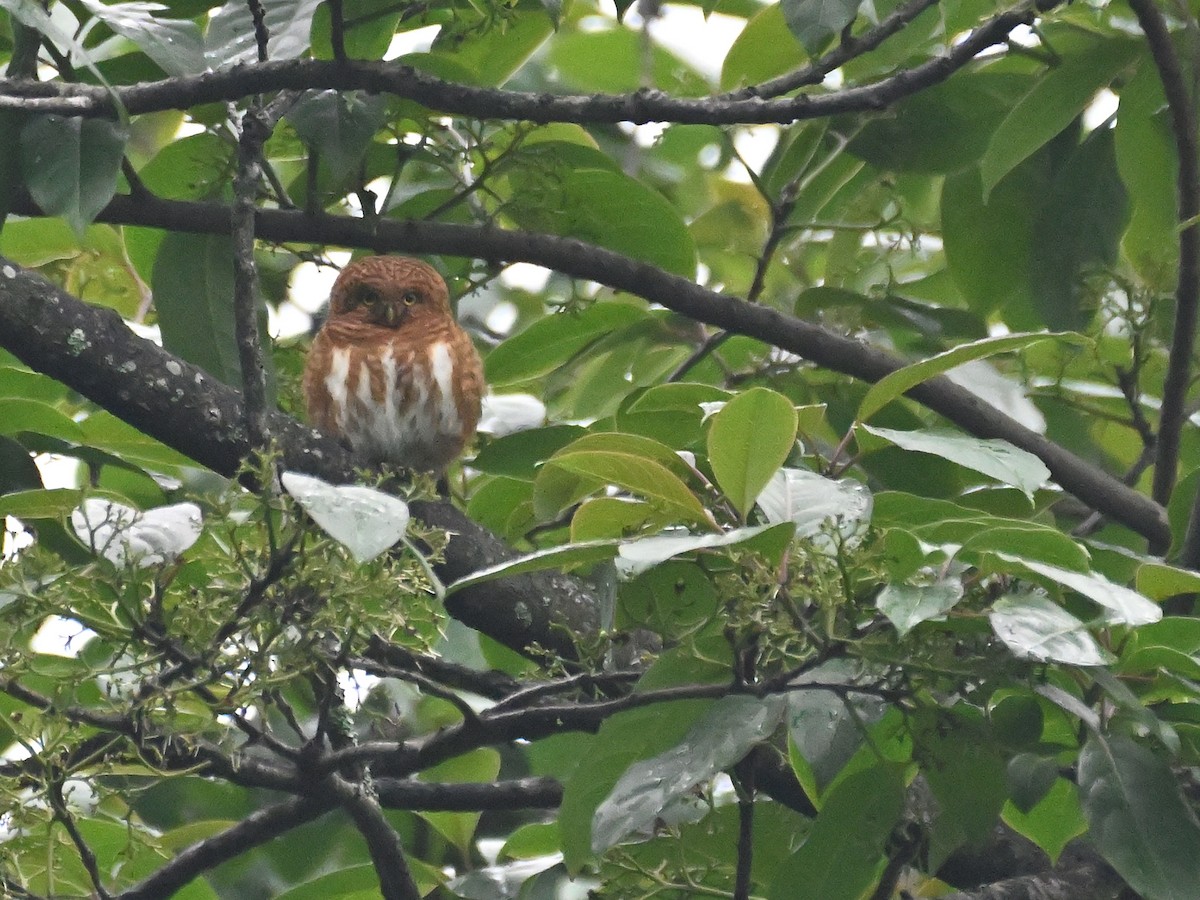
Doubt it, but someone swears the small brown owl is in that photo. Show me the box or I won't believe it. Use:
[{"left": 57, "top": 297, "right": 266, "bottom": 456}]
[{"left": 303, "top": 256, "right": 484, "bottom": 472}]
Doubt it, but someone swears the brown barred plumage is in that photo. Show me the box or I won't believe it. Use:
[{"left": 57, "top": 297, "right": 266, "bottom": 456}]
[{"left": 303, "top": 256, "right": 484, "bottom": 473}]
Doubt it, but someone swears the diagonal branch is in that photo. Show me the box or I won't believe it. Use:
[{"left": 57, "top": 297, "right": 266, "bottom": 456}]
[
  {"left": 2, "top": 192, "right": 1169, "bottom": 548},
  {"left": 118, "top": 795, "right": 330, "bottom": 900},
  {"left": 0, "top": 4, "right": 1035, "bottom": 124}
]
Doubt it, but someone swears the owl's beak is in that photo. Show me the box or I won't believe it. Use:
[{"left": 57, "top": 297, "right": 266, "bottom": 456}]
[{"left": 371, "top": 301, "right": 404, "bottom": 328}]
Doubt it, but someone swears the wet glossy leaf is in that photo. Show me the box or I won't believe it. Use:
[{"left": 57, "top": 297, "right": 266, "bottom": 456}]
[
  {"left": 877, "top": 579, "right": 964, "bottom": 637},
  {"left": 756, "top": 467, "right": 872, "bottom": 546},
  {"left": 592, "top": 694, "right": 788, "bottom": 853},
  {"left": 71, "top": 497, "right": 202, "bottom": 567},
  {"left": 857, "top": 332, "right": 1085, "bottom": 423},
  {"left": 989, "top": 589, "right": 1112, "bottom": 666},
  {"left": 862, "top": 425, "right": 1050, "bottom": 498},
  {"left": 997, "top": 553, "right": 1161, "bottom": 627},
  {"left": 282, "top": 471, "right": 409, "bottom": 563}
]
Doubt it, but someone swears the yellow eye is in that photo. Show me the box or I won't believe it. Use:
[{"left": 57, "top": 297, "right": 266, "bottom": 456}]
[
  {"left": 351, "top": 285, "right": 379, "bottom": 307},
  {"left": 402, "top": 291, "right": 419, "bottom": 306}
]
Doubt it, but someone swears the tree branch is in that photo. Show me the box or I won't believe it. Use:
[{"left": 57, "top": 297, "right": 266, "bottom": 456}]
[
  {"left": 118, "top": 795, "right": 330, "bottom": 900},
  {"left": 2, "top": 192, "right": 1169, "bottom": 547},
  {"left": 323, "top": 774, "right": 421, "bottom": 900},
  {"left": 0, "top": 257, "right": 600, "bottom": 658},
  {"left": 0, "top": 4, "right": 1035, "bottom": 124},
  {"left": 1129, "top": 0, "right": 1200, "bottom": 561}
]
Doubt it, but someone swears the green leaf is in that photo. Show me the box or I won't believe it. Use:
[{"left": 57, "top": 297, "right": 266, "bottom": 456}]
[
  {"left": 592, "top": 694, "right": 788, "bottom": 854},
  {"left": 873, "top": 492, "right": 1091, "bottom": 572},
  {"left": 781, "top": 0, "right": 861, "bottom": 55},
  {"left": 444, "top": 540, "right": 624, "bottom": 597},
  {"left": 941, "top": 162, "right": 1043, "bottom": 322},
  {"left": 78, "top": 412, "right": 199, "bottom": 473},
  {"left": 877, "top": 580, "right": 964, "bottom": 637},
  {"left": 849, "top": 73, "right": 1031, "bottom": 175},
  {"left": 20, "top": 116, "right": 128, "bottom": 236},
  {"left": 547, "top": 26, "right": 708, "bottom": 97},
  {"left": 472, "top": 425, "right": 588, "bottom": 479},
  {"left": 281, "top": 472, "right": 410, "bottom": 564},
  {"left": 720, "top": 3, "right": 806, "bottom": 92},
  {"left": 0, "top": 488, "right": 82, "bottom": 519},
  {"left": 861, "top": 425, "right": 1050, "bottom": 498},
  {"left": 311, "top": 0, "right": 404, "bottom": 60},
  {"left": 989, "top": 589, "right": 1113, "bottom": 666},
  {"left": 542, "top": 450, "right": 709, "bottom": 525},
  {"left": 0, "top": 398, "right": 84, "bottom": 442},
  {"left": 708, "top": 387, "right": 798, "bottom": 519},
  {"left": 857, "top": 332, "right": 1086, "bottom": 423},
  {"left": 614, "top": 522, "right": 796, "bottom": 578},
  {"left": 767, "top": 763, "right": 905, "bottom": 900},
  {"left": 501, "top": 168, "right": 696, "bottom": 278},
  {"left": 996, "top": 553, "right": 1161, "bottom": 627},
  {"left": 1079, "top": 733, "right": 1200, "bottom": 900},
  {"left": 915, "top": 708, "right": 1007, "bottom": 866},
  {"left": 1028, "top": 128, "right": 1129, "bottom": 330},
  {"left": 560, "top": 700, "right": 712, "bottom": 872},
  {"left": 431, "top": 5, "right": 552, "bottom": 86},
  {"left": 1003, "top": 777, "right": 1088, "bottom": 865},
  {"left": 979, "top": 37, "right": 1139, "bottom": 197},
  {"left": 204, "top": 0, "right": 322, "bottom": 68},
  {"left": 152, "top": 232, "right": 274, "bottom": 391},
  {"left": 1115, "top": 59, "right": 1179, "bottom": 290},
  {"left": 79, "top": 0, "right": 207, "bottom": 75},
  {"left": 786, "top": 660, "right": 886, "bottom": 794},
  {"left": 485, "top": 303, "right": 646, "bottom": 385},
  {"left": 286, "top": 91, "right": 388, "bottom": 176},
  {"left": 418, "top": 748, "right": 502, "bottom": 853}
]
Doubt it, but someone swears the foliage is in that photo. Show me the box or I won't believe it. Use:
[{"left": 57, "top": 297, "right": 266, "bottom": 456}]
[{"left": 1, "top": 0, "right": 1200, "bottom": 898}]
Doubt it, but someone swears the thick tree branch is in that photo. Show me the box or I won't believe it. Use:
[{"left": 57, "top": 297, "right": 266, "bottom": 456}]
[
  {"left": 324, "top": 775, "right": 421, "bottom": 900},
  {"left": 1129, "top": 0, "right": 1200, "bottom": 561},
  {"left": 0, "top": 4, "right": 1035, "bottom": 123},
  {"left": 118, "top": 795, "right": 330, "bottom": 900},
  {"left": 0, "top": 257, "right": 599, "bottom": 657},
  {"left": 3, "top": 194, "right": 1169, "bottom": 547}
]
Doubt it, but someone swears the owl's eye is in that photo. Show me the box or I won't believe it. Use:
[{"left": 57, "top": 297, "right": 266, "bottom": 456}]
[
  {"left": 402, "top": 291, "right": 419, "bottom": 306},
  {"left": 344, "top": 284, "right": 376, "bottom": 308}
]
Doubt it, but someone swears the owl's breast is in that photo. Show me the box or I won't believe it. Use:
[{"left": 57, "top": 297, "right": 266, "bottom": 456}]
[{"left": 311, "top": 337, "right": 481, "bottom": 472}]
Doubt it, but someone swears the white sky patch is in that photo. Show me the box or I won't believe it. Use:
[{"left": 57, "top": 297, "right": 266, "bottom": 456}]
[
  {"left": 486, "top": 301, "right": 519, "bottom": 334},
  {"left": 337, "top": 668, "right": 381, "bottom": 712},
  {"left": 501, "top": 262, "right": 553, "bottom": 293},
  {"left": 385, "top": 24, "right": 441, "bottom": 60},
  {"left": 1084, "top": 88, "right": 1118, "bottom": 131},
  {"left": 641, "top": 7, "right": 747, "bottom": 83},
  {"left": 725, "top": 125, "right": 780, "bottom": 183},
  {"left": 30, "top": 615, "right": 97, "bottom": 657}
]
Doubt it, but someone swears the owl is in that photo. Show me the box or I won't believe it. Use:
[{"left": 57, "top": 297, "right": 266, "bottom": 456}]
[{"left": 303, "top": 256, "right": 484, "bottom": 473}]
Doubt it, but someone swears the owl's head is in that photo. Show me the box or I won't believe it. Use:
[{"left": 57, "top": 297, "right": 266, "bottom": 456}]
[{"left": 327, "top": 256, "right": 454, "bottom": 330}]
